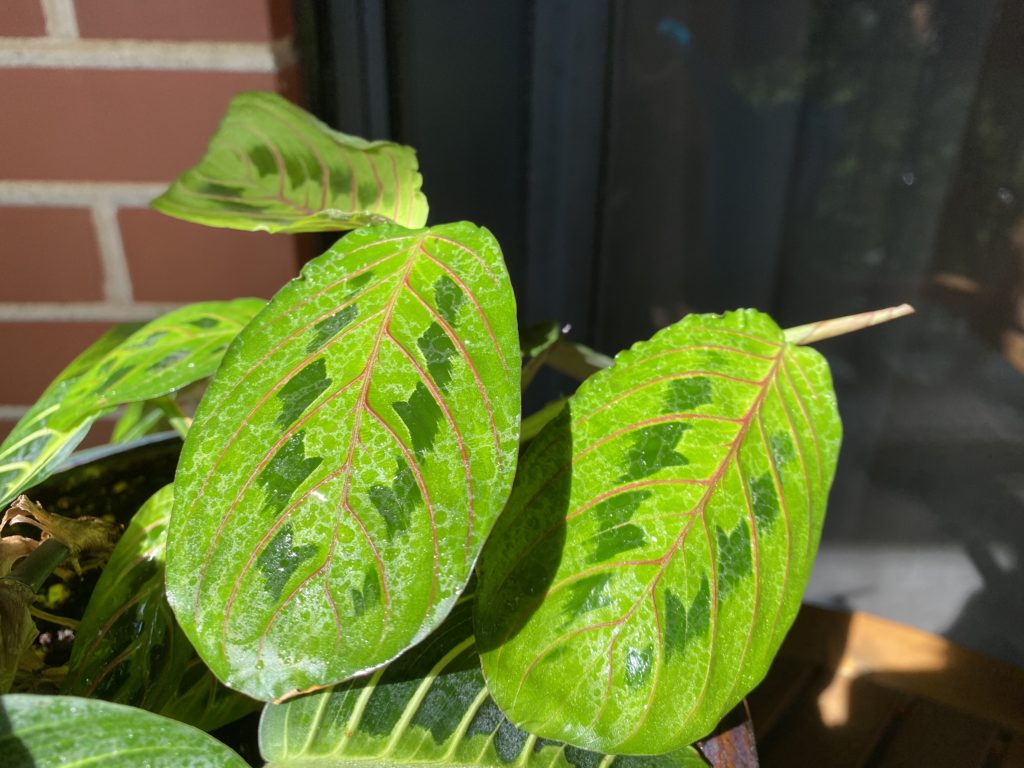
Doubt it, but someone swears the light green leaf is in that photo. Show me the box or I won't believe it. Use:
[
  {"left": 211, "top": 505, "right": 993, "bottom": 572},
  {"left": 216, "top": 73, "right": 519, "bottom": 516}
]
[
  {"left": 167, "top": 222, "right": 520, "bottom": 701},
  {"left": 259, "top": 598, "right": 706, "bottom": 768},
  {"left": 61, "top": 299, "right": 264, "bottom": 410},
  {"left": 0, "top": 300, "right": 260, "bottom": 508},
  {"left": 0, "top": 694, "right": 248, "bottom": 767},
  {"left": 111, "top": 400, "right": 167, "bottom": 443},
  {"left": 64, "top": 485, "right": 257, "bottom": 731},
  {"left": 0, "top": 324, "right": 138, "bottom": 507},
  {"left": 476, "top": 309, "right": 841, "bottom": 753},
  {"left": 152, "top": 91, "right": 429, "bottom": 233},
  {"left": 520, "top": 398, "right": 567, "bottom": 445}
]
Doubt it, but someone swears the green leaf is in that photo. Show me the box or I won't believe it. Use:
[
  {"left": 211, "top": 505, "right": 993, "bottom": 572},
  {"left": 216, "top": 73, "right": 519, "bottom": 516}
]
[
  {"left": 111, "top": 400, "right": 167, "bottom": 443},
  {"left": 64, "top": 485, "right": 257, "bottom": 731},
  {"left": 0, "top": 324, "right": 138, "bottom": 507},
  {"left": 0, "top": 694, "right": 248, "bottom": 767},
  {"left": 61, "top": 299, "right": 264, "bottom": 411},
  {"left": 152, "top": 91, "right": 429, "bottom": 233},
  {"left": 167, "top": 222, "right": 520, "bottom": 701},
  {"left": 476, "top": 309, "right": 841, "bottom": 753},
  {"left": 259, "top": 597, "right": 706, "bottom": 768},
  {"left": 520, "top": 398, "right": 567, "bottom": 445},
  {"left": 0, "top": 300, "right": 260, "bottom": 508}
]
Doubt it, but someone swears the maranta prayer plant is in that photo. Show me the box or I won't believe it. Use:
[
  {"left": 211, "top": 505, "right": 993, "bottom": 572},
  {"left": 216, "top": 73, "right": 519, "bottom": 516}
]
[{"left": 0, "top": 91, "right": 912, "bottom": 766}]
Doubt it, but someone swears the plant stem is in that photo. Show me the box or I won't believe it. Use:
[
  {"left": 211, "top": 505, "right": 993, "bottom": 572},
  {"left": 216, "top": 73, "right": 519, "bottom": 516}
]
[
  {"left": 155, "top": 396, "right": 192, "bottom": 439},
  {"left": 783, "top": 304, "right": 915, "bottom": 345},
  {"left": 6, "top": 538, "right": 68, "bottom": 593},
  {"left": 29, "top": 606, "right": 80, "bottom": 629}
]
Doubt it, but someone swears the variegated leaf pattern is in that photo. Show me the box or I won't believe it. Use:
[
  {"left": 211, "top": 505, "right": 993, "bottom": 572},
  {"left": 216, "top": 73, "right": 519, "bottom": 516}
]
[
  {"left": 476, "top": 309, "right": 842, "bottom": 754},
  {"left": 64, "top": 485, "right": 258, "bottom": 732},
  {"left": 0, "top": 301, "right": 260, "bottom": 507},
  {"left": 152, "top": 91, "right": 429, "bottom": 233},
  {"left": 0, "top": 694, "right": 248, "bottom": 768},
  {"left": 259, "top": 598, "right": 706, "bottom": 768},
  {"left": 60, "top": 299, "right": 264, "bottom": 410},
  {"left": 166, "top": 222, "right": 520, "bottom": 701},
  {"left": 0, "top": 324, "right": 138, "bottom": 507}
]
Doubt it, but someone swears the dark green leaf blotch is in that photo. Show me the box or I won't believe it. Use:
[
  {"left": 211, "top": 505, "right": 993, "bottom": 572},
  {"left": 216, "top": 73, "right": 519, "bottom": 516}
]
[
  {"left": 434, "top": 275, "right": 465, "bottom": 327},
  {"left": 749, "top": 472, "right": 781, "bottom": 533},
  {"left": 125, "top": 331, "right": 167, "bottom": 349},
  {"left": 250, "top": 145, "right": 276, "bottom": 176},
  {"left": 147, "top": 349, "right": 190, "bottom": 373},
  {"left": 350, "top": 566, "right": 381, "bottom": 617},
  {"left": 393, "top": 382, "right": 442, "bottom": 460},
  {"left": 368, "top": 458, "right": 422, "bottom": 538},
  {"left": 346, "top": 270, "right": 375, "bottom": 297},
  {"left": 716, "top": 519, "right": 753, "bottom": 597},
  {"left": 590, "top": 524, "right": 646, "bottom": 563},
  {"left": 564, "top": 746, "right": 604, "bottom": 768},
  {"left": 663, "top": 376, "right": 713, "bottom": 413},
  {"left": 255, "top": 431, "right": 323, "bottom": 516},
  {"left": 276, "top": 358, "right": 332, "bottom": 428},
  {"left": 418, "top": 322, "right": 457, "bottom": 390},
  {"left": 619, "top": 422, "right": 691, "bottom": 482},
  {"left": 624, "top": 645, "right": 654, "bottom": 687},
  {"left": 257, "top": 524, "right": 319, "bottom": 600},
  {"left": 663, "top": 576, "right": 710, "bottom": 659},
  {"left": 769, "top": 432, "right": 795, "bottom": 467},
  {"left": 358, "top": 673, "right": 419, "bottom": 738},
  {"left": 563, "top": 572, "right": 613, "bottom": 624},
  {"left": 409, "top": 661, "right": 481, "bottom": 745},
  {"left": 100, "top": 365, "right": 133, "bottom": 390},
  {"left": 494, "top": 718, "right": 530, "bottom": 761},
  {"left": 306, "top": 305, "right": 359, "bottom": 353}
]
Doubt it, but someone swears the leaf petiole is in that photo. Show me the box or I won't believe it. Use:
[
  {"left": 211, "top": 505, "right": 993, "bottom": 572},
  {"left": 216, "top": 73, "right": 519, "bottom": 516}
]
[{"left": 783, "top": 303, "right": 915, "bottom": 345}]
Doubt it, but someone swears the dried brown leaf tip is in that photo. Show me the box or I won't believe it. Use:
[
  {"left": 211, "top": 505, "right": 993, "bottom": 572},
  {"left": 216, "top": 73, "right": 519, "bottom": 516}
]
[{"left": 3, "top": 496, "right": 122, "bottom": 573}]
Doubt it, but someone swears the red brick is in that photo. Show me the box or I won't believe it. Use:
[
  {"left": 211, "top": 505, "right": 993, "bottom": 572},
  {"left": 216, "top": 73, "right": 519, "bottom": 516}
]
[
  {"left": 0, "top": 1, "right": 45, "bottom": 37},
  {"left": 75, "top": 0, "right": 292, "bottom": 42},
  {"left": 0, "top": 322, "right": 116, "bottom": 404},
  {"left": 119, "top": 209, "right": 299, "bottom": 302},
  {"left": 0, "top": 68, "right": 300, "bottom": 181},
  {"left": 0, "top": 208, "right": 104, "bottom": 302}
]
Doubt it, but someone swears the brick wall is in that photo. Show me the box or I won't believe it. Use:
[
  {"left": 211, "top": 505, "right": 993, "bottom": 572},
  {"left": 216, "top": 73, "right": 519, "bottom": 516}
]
[{"left": 0, "top": 0, "right": 304, "bottom": 440}]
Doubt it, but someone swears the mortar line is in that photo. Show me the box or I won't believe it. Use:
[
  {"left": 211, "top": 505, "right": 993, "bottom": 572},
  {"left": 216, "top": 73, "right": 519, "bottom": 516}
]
[
  {"left": 0, "top": 181, "right": 165, "bottom": 208},
  {"left": 0, "top": 303, "right": 181, "bottom": 322},
  {"left": 41, "top": 0, "right": 79, "bottom": 39},
  {"left": 91, "top": 201, "right": 134, "bottom": 304},
  {"left": 0, "top": 37, "right": 295, "bottom": 72}
]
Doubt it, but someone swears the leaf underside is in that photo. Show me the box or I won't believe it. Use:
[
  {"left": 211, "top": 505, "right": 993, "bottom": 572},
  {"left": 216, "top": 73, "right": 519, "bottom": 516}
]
[
  {"left": 0, "top": 694, "right": 248, "bottom": 767},
  {"left": 152, "top": 91, "right": 429, "bottom": 233},
  {"left": 259, "top": 598, "right": 706, "bottom": 768},
  {"left": 476, "top": 310, "right": 842, "bottom": 754},
  {"left": 166, "top": 222, "right": 520, "bottom": 701},
  {"left": 64, "top": 485, "right": 257, "bottom": 732},
  {"left": 0, "top": 299, "right": 261, "bottom": 507}
]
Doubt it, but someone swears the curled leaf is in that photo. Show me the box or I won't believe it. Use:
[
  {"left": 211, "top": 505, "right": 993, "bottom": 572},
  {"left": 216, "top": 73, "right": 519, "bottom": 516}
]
[{"left": 152, "top": 91, "right": 429, "bottom": 233}]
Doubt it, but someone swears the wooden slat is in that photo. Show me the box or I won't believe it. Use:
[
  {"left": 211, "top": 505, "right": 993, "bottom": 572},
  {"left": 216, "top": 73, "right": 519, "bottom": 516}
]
[
  {"left": 873, "top": 698, "right": 998, "bottom": 768},
  {"left": 747, "top": 655, "right": 819, "bottom": 740},
  {"left": 757, "top": 668, "right": 909, "bottom": 768},
  {"left": 780, "top": 606, "right": 1024, "bottom": 735}
]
